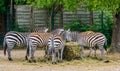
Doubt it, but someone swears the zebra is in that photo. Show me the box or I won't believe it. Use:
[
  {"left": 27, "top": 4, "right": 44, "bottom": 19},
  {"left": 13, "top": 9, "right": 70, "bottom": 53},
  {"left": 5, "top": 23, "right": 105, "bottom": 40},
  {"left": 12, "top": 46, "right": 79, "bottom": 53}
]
[
  {"left": 3, "top": 28, "right": 48, "bottom": 61},
  {"left": 70, "top": 31, "right": 107, "bottom": 60},
  {"left": 47, "top": 29, "right": 71, "bottom": 64},
  {"left": 3, "top": 31, "right": 28, "bottom": 61},
  {"left": 26, "top": 29, "right": 65, "bottom": 62}
]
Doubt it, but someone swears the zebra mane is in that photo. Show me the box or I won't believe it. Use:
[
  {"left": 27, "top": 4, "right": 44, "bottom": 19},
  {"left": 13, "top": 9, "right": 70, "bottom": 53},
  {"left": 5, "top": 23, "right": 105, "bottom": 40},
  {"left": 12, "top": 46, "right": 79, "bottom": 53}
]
[{"left": 52, "top": 28, "right": 64, "bottom": 35}]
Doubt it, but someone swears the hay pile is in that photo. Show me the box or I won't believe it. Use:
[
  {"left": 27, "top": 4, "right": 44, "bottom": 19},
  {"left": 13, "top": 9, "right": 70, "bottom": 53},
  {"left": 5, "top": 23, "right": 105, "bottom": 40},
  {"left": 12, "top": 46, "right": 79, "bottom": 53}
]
[{"left": 63, "top": 42, "right": 81, "bottom": 61}]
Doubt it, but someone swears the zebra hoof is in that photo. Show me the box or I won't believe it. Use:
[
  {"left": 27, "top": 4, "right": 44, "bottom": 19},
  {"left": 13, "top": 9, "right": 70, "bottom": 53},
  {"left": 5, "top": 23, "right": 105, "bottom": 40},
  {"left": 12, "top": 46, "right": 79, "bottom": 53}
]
[
  {"left": 8, "top": 58, "right": 13, "bottom": 61},
  {"left": 33, "top": 60, "right": 36, "bottom": 63},
  {"left": 87, "top": 55, "right": 90, "bottom": 57},
  {"left": 104, "top": 60, "right": 110, "bottom": 63},
  {"left": 47, "top": 58, "right": 50, "bottom": 61},
  {"left": 94, "top": 57, "right": 98, "bottom": 59},
  {"left": 52, "top": 62, "right": 57, "bottom": 64},
  {"left": 99, "top": 58, "right": 103, "bottom": 61},
  {"left": 25, "top": 56, "right": 28, "bottom": 60},
  {"left": 58, "top": 60, "right": 62, "bottom": 63},
  {"left": 28, "top": 60, "right": 32, "bottom": 63}
]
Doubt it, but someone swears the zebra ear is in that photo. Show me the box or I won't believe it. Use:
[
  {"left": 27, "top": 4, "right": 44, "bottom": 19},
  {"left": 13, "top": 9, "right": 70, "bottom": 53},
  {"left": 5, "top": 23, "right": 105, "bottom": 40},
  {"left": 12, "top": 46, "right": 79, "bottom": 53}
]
[
  {"left": 45, "top": 28, "right": 48, "bottom": 32},
  {"left": 58, "top": 29, "right": 64, "bottom": 35},
  {"left": 67, "top": 29, "right": 70, "bottom": 32}
]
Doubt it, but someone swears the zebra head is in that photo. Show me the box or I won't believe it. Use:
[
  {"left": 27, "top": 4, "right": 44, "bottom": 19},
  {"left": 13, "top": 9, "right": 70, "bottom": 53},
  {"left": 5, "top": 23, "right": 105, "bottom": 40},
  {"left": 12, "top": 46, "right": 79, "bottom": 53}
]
[
  {"left": 64, "top": 29, "right": 72, "bottom": 42},
  {"left": 52, "top": 28, "right": 64, "bottom": 35},
  {"left": 44, "top": 28, "right": 49, "bottom": 32}
]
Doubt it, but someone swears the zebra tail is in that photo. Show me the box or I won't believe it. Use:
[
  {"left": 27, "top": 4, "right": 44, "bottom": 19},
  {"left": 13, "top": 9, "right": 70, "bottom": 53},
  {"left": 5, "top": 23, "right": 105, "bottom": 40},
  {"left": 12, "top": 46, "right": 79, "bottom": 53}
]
[
  {"left": 3, "top": 38, "right": 7, "bottom": 56},
  {"left": 26, "top": 39, "right": 29, "bottom": 56}
]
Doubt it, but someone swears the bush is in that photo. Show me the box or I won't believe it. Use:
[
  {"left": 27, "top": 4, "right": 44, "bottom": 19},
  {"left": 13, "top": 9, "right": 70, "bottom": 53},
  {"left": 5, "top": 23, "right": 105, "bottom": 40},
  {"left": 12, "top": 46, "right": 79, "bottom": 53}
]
[{"left": 64, "top": 19, "right": 90, "bottom": 32}]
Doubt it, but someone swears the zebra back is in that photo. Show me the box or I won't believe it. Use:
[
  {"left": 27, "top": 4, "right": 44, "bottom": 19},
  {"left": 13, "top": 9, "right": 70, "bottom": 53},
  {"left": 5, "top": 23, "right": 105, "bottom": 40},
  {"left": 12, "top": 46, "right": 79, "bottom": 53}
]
[
  {"left": 81, "top": 31, "right": 95, "bottom": 35},
  {"left": 5, "top": 31, "right": 27, "bottom": 46},
  {"left": 29, "top": 32, "right": 52, "bottom": 47},
  {"left": 70, "top": 31, "right": 95, "bottom": 42}
]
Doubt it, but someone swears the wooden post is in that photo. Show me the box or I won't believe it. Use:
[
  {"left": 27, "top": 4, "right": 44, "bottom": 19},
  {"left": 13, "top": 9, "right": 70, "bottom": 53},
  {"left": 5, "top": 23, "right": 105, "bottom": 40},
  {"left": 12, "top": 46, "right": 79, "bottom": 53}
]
[
  {"left": 30, "top": 6, "right": 33, "bottom": 32},
  {"left": 101, "top": 11, "right": 104, "bottom": 33},
  {"left": 51, "top": 9, "right": 55, "bottom": 31},
  {"left": 10, "top": 0, "right": 13, "bottom": 30},
  {"left": 90, "top": 11, "right": 93, "bottom": 25}
]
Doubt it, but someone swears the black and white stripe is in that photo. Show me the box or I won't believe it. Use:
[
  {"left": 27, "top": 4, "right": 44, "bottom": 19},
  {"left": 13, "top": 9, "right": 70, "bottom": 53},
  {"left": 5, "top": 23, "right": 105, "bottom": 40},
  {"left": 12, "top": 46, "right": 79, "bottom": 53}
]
[
  {"left": 47, "top": 29, "right": 71, "bottom": 64},
  {"left": 70, "top": 31, "right": 107, "bottom": 60},
  {"left": 26, "top": 29, "right": 65, "bottom": 62},
  {"left": 3, "top": 31, "right": 27, "bottom": 61},
  {"left": 70, "top": 31, "right": 79, "bottom": 42},
  {"left": 47, "top": 34, "right": 64, "bottom": 64},
  {"left": 3, "top": 28, "right": 48, "bottom": 61}
]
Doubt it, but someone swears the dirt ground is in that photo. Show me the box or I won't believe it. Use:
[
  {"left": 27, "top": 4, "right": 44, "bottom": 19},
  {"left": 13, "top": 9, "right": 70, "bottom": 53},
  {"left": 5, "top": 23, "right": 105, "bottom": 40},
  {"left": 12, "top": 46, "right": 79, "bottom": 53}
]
[{"left": 0, "top": 49, "right": 120, "bottom": 71}]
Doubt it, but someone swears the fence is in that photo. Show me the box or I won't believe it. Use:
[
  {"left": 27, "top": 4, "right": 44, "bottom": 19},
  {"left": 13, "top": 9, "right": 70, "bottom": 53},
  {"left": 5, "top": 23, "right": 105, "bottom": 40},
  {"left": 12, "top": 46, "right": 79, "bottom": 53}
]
[
  {"left": 63, "top": 9, "right": 102, "bottom": 24},
  {"left": 15, "top": 5, "right": 104, "bottom": 31}
]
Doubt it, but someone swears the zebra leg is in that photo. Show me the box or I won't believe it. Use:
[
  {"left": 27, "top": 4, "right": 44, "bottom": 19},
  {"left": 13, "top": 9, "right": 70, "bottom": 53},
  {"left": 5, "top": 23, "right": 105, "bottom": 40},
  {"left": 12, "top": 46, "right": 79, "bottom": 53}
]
[
  {"left": 6, "top": 43, "right": 14, "bottom": 61},
  {"left": 31, "top": 46, "right": 36, "bottom": 62},
  {"left": 60, "top": 46, "right": 64, "bottom": 62},
  {"left": 57, "top": 50, "right": 60, "bottom": 62},
  {"left": 52, "top": 50, "right": 56, "bottom": 64},
  {"left": 25, "top": 47, "right": 29, "bottom": 60},
  {"left": 99, "top": 46, "right": 104, "bottom": 60},
  {"left": 80, "top": 46, "right": 84, "bottom": 59},
  {"left": 87, "top": 48, "right": 92, "bottom": 57},
  {"left": 47, "top": 47, "right": 51, "bottom": 60},
  {"left": 7, "top": 48, "right": 13, "bottom": 61},
  {"left": 94, "top": 48, "right": 97, "bottom": 58},
  {"left": 44, "top": 47, "right": 48, "bottom": 58}
]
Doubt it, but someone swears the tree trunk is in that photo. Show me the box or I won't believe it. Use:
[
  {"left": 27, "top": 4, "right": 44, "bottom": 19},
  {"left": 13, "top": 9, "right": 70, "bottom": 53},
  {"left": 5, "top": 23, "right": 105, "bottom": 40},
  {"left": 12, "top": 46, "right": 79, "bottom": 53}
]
[
  {"left": 109, "top": 12, "right": 120, "bottom": 53},
  {"left": 90, "top": 11, "right": 93, "bottom": 25}
]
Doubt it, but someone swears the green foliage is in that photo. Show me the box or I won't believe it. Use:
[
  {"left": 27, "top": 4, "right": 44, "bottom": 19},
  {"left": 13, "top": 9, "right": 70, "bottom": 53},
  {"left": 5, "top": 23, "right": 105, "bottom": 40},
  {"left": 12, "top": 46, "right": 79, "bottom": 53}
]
[
  {"left": 14, "top": 0, "right": 27, "bottom": 5},
  {"left": 0, "top": 0, "right": 6, "bottom": 13},
  {"left": 26, "top": 0, "right": 82, "bottom": 11},
  {"left": 64, "top": 19, "right": 90, "bottom": 32},
  {"left": 82, "top": 0, "right": 120, "bottom": 14},
  {"left": 19, "top": 0, "right": 120, "bottom": 14}
]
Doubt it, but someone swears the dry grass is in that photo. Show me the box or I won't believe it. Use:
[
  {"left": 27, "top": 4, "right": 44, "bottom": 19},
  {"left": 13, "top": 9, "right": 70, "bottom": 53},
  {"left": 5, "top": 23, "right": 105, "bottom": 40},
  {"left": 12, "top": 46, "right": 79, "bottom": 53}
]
[{"left": 0, "top": 49, "right": 120, "bottom": 71}]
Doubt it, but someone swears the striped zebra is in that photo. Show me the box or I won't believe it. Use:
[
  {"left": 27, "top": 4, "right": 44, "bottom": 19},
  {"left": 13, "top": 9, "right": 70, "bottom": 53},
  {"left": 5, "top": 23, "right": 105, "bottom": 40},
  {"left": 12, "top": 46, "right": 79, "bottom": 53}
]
[
  {"left": 3, "top": 31, "right": 28, "bottom": 61},
  {"left": 70, "top": 31, "right": 107, "bottom": 60},
  {"left": 3, "top": 28, "right": 48, "bottom": 61},
  {"left": 47, "top": 29, "right": 71, "bottom": 64},
  {"left": 26, "top": 29, "right": 65, "bottom": 62}
]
